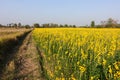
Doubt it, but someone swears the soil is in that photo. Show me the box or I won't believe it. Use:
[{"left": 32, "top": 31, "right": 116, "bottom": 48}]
[{"left": 0, "top": 32, "right": 45, "bottom": 80}]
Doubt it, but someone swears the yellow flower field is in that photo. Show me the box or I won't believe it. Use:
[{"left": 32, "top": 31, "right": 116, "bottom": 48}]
[{"left": 33, "top": 28, "right": 120, "bottom": 80}]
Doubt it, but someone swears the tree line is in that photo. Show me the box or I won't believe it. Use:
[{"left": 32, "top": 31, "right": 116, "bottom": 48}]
[
  {"left": 0, "top": 18, "right": 120, "bottom": 28},
  {"left": 34, "top": 18, "right": 120, "bottom": 28},
  {"left": 91, "top": 18, "right": 120, "bottom": 28},
  {"left": 34, "top": 23, "right": 76, "bottom": 28},
  {"left": 0, "top": 23, "right": 31, "bottom": 28}
]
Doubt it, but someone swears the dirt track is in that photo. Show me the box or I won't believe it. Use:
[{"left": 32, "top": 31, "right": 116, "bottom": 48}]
[{"left": 0, "top": 32, "right": 45, "bottom": 80}]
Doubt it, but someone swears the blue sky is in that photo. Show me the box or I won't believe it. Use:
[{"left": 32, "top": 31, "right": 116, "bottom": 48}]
[{"left": 0, "top": 0, "right": 120, "bottom": 26}]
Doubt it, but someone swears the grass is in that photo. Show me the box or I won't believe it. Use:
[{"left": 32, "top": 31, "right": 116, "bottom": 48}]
[{"left": 0, "top": 28, "right": 31, "bottom": 68}]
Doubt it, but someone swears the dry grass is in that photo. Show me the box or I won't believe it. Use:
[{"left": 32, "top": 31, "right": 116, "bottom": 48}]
[
  {"left": 0, "top": 28, "right": 30, "bottom": 39},
  {"left": 0, "top": 28, "right": 31, "bottom": 65},
  {"left": 0, "top": 28, "right": 32, "bottom": 80}
]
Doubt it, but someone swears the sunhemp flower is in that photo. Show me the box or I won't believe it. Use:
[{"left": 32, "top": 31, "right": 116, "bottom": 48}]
[
  {"left": 79, "top": 65, "right": 86, "bottom": 73},
  {"left": 108, "top": 65, "right": 112, "bottom": 74}
]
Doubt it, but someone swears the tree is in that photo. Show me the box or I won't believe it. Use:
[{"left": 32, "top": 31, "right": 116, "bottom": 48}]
[
  {"left": 105, "top": 18, "right": 117, "bottom": 28},
  {"left": 50, "top": 23, "right": 58, "bottom": 28},
  {"left": 34, "top": 23, "right": 40, "bottom": 28},
  {"left": 116, "top": 24, "right": 120, "bottom": 28},
  {"left": 0, "top": 24, "right": 3, "bottom": 28},
  {"left": 73, "top": 25, "right": 76, "bottom": 28},
  {"left": 14, "top": 23, "right": 17, "bottom": 28},
  {"left": 59, "top": 24, "right": 63, "bottom": 27},
  {"left": 91, "top": 21, "right": 95, "bottom": 28},
  {"left": 64, "top": 24, "right": 68, "bottom": 27},
  {"left": 8, "top": 24, "right": 12, "bottom": 28},
  {"left": 42, "top": 24, "right": 49, "bottom": 28},
  {"left": 25, "top": 25, "right": 30, "bottom": 28},
  {"left": 18, "top": 23, "right": 22, "bottom": 28},
  {"left": 101, "top": 21, "right": 106, "bottom": 28}
]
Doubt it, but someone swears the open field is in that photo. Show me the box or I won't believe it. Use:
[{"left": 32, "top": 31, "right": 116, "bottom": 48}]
[
  {"left": 0, "top": 28, "right": 120, "bottom": 80},
  {"left": 33, "top": 28, "right": 120, "bottom": 80},
  {"left": 1, "top": 0, "right": 120, "bottom": 80}
]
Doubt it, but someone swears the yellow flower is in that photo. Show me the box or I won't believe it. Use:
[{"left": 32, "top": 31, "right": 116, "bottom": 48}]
[
  {"left": 71, "top": 77, "right": 76, "bottom": 80},
  {"left": 114, "top": 71, "right": 120, "bottom": 79},
  {"left": 55, "top": 77, "right": 65, "bottom": 80},
  {"left": 102, "top": 59, "right": 106, "bottom": 66},
  {"left": 77, "top": 61, "right": 80, "bottom": 65},
  {"left": 61, "top": 78, "right": 65, "bottom": 80},
  {"left": 90, "top": 76, "right": 94, "bottom": 80},
  {"left": 81, "top": 49, "right": 87, "bottom": 60},
  {"left": 55, "top": 77, "right": 59, "bottom": 80},
  {"left": 108, "top": 65, "right": 112, "bottom": 74},
  {"left": 33, "top": 28, "right": 120, "bottom": 80},
  {"left": 48, "top": 70, "right": 54, "bottom": 78},
  {"left": 79, "top": 65, "right": 86, "bottom": 73},
  {"left": 71, "top": 74, "right": 76, "bottom": 80},
  {"left": 114, "top": 62, "right": 119, "bottom": 70}
]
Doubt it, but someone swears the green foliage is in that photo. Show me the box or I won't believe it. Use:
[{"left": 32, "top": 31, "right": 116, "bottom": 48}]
[
  {"left": 91, "top": 21, "right": 95, "bottom": 28},
  {"left": 25, "top": 25, "right": 31, "bottom": 28},
  {"left": 18, "top": 23, "right": 22, "bottom": 27},
  {"left": 34, "top": 23, "right": 40, "bottom": 28}
]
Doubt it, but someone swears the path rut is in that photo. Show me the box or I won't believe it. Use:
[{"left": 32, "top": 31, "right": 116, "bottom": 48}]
[{"left": 1, "top": 32, "right": 45, "bottom": 80}]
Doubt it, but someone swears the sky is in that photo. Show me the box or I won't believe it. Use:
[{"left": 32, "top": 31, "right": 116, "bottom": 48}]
[{"left": 0, "top": 0, "right": 120, "bottom": 26}]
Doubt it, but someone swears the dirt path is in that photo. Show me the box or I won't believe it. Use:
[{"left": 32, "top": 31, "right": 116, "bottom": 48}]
[{"left": 1, "top": 32, "right": 45, "bottom": 80}]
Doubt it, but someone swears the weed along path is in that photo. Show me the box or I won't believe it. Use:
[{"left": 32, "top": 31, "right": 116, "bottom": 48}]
[{"left": 0, "top": 32, "right": 45, "bottom": 80}]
